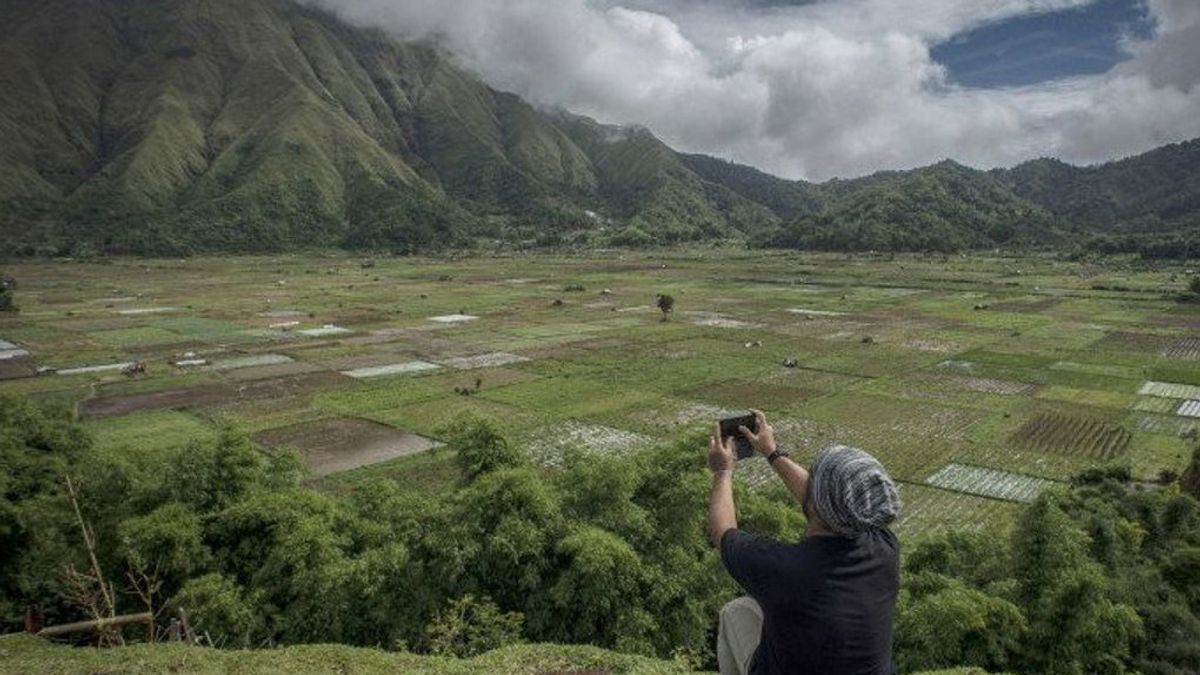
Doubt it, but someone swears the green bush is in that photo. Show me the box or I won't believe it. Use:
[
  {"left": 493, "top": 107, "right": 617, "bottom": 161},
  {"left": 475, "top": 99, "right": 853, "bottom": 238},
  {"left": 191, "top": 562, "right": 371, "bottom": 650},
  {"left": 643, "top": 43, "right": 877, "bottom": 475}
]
[
  {"left": 424, "top": 594, "right": 524, "bottom": 658},
  {"left": 439, "top": 413, "right": 526, "bottom": 480}
]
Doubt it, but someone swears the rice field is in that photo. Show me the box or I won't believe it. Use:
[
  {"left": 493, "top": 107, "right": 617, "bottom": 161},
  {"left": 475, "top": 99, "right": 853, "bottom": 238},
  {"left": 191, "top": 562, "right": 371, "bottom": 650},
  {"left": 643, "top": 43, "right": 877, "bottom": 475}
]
[{"left": 1, "top": 251, "right": 1195, "bottom": 541}]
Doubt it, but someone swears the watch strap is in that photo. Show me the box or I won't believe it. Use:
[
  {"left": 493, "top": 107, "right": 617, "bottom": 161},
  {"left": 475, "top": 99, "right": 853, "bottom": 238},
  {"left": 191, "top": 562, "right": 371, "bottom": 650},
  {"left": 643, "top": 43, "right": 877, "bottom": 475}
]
[{"left": 766, "top": 448, "right": 790, "bottom": 465}]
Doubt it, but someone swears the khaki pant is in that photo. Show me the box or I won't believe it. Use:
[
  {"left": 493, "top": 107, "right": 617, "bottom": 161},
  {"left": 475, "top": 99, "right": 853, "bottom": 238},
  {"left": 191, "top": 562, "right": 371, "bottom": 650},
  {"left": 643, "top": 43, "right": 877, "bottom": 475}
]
[{"left": 717, "top": 596, "right": 763, "bottom": 675}]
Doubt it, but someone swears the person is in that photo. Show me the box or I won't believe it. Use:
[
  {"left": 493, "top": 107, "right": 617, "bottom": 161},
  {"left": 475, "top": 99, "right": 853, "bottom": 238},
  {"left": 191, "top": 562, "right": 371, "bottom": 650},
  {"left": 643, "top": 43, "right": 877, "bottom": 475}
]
[{"left": 707, "top": 410, "right": 901, "bottom": 675}]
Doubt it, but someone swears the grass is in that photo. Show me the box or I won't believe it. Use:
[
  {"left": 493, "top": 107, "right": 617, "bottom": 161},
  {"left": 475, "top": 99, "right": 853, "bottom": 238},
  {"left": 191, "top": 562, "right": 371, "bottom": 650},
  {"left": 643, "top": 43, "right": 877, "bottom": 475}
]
[
  {"left": 1, "top": 250, "right": 1196, "bottom": 543},
  {"left": 0, "top": 634, "right": 997, "bottom": 675}
]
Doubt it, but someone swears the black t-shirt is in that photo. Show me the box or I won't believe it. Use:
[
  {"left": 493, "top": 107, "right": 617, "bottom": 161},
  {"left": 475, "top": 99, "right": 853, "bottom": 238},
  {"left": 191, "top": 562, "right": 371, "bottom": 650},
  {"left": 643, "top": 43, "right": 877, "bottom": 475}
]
[{"left": 721, "top": 527, "right": 899, "bottom": 675}]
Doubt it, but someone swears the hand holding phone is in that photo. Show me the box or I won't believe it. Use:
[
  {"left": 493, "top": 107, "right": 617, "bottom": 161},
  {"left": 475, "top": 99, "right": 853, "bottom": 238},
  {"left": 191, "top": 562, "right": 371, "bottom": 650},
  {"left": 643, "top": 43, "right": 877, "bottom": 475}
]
[{"left": 719, "top": 412, "right": 760, "bottom": 460}]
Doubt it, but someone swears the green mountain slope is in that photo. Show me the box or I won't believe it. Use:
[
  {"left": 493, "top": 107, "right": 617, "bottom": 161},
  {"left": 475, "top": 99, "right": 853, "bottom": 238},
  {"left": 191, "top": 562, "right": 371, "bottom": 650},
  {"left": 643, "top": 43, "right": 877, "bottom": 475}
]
[
  {"left": 0, "top": 0, "right": 1196, "bottom": 254},
  {"left": 0, "top": 0, "right": 768, "bottom": 253},
  {"left": 1000, "top": 139, "right": 1200, "bottom": 233},
  {"left": 678, "top": 153, "right": 825, "bottom": 219},
  {"left": 764, "top": 161, "right": 1061, "bottom": 252}
]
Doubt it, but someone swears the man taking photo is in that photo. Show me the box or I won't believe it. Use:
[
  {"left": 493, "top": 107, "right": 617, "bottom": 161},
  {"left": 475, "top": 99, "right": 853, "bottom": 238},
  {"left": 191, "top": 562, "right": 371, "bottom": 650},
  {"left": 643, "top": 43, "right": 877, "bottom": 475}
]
[{"left": 708, "top": 410, "right": 901, "bottom": 675}]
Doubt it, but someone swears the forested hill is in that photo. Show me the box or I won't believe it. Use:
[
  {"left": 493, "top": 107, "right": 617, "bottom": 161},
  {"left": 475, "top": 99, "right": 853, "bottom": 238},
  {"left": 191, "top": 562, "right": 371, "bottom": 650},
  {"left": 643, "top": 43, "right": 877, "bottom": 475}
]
[{"left": 0, "top": 0, "right": 1197, "bottom": 255}]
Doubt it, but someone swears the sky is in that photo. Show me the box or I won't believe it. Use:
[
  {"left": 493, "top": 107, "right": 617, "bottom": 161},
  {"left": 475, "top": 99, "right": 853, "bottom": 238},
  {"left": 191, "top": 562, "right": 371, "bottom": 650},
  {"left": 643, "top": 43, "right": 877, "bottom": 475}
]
[{"left": 309, "top": 0, "right": 1200, "bottom": 182}]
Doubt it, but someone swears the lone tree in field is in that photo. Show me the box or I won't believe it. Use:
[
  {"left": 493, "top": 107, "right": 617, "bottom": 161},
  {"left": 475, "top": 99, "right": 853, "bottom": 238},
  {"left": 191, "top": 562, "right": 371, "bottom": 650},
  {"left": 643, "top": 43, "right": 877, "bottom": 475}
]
[
  {"left": 0, "top": 275, "right": 15, "bottom": 313},
  {"left": 656, "top": 293, "right": 675, "bottom": 321}
]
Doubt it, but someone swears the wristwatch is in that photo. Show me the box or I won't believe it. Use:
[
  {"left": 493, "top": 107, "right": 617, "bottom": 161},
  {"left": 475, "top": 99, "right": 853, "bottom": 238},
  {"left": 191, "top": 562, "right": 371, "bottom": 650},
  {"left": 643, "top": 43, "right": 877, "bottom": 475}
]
[{"left": 766, "top": 448, "right": 790, "bottom": 465}]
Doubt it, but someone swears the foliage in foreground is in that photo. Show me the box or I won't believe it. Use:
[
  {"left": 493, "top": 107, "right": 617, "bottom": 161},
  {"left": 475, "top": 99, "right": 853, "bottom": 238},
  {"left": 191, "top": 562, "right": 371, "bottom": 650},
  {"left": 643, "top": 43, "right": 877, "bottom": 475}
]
[{"left": 2, "top": 395, "right": 1199, "bottom": 674}]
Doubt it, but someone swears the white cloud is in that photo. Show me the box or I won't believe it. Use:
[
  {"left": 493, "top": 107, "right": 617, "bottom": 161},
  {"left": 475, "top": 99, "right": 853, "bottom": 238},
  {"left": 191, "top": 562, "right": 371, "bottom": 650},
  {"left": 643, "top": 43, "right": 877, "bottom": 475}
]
[{"left": 310, "top": 0, "right": 1200, "bottom": 180}]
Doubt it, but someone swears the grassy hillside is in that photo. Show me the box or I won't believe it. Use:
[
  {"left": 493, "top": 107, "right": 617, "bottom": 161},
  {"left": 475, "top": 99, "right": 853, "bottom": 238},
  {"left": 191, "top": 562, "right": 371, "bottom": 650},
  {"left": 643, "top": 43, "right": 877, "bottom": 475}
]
[{"left": 0, "top": 635, "right": 996, "bottom": 675}]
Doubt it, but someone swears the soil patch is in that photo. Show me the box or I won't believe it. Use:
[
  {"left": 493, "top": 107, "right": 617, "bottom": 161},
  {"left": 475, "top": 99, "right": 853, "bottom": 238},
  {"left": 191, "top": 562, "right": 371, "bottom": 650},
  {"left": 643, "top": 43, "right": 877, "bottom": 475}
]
[
  {"left": 1092, "top": 331, "right": 1172, "bottom": 352},
  {"left": 81, "top": 372, "right": 349, "bottom": 418},
  {"left": 0, "top": 358, "right": 37, "bottom": 380},
  {"left": 253, "top": 418, "right": 441, "bottom": 476}
]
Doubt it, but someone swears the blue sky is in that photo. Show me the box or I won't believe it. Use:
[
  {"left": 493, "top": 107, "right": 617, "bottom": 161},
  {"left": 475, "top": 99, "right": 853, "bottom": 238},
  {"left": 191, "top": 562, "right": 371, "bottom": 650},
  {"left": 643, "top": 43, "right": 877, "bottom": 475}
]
[{"left": 932, "top": 0, "right": 1156, "bottom": 87}]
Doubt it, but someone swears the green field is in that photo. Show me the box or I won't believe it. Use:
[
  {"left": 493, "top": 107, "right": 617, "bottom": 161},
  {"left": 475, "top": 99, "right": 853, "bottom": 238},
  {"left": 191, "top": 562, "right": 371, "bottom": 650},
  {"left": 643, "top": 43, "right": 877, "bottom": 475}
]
[{"left": 2, "top": 251, "right": 1196, "bottom": 540}]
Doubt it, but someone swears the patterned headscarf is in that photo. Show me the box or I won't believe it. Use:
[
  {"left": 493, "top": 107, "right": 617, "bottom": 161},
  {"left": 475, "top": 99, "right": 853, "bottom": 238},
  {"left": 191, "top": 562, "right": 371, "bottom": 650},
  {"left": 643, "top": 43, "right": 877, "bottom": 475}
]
[{"left": 808, "top": 445, "right": 901, "bottom": 536}]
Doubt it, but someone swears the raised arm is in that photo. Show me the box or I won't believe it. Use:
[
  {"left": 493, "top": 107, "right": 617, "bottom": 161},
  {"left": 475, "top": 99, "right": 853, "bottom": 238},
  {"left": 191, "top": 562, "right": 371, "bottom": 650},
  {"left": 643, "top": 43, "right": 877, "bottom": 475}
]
[
  {"left": 740, "top": 410, "right": 809, "bottom": 505},
  {"left": 707, "top": 423, "right": 738, "bottom": 547}
]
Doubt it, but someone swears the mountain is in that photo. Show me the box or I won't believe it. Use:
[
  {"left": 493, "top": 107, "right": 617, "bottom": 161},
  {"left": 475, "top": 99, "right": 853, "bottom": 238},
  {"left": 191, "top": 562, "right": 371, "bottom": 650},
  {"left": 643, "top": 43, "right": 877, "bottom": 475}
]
[
  {"left": 761, "top": 160, "right": 1062, "bottom": 252},
  {"left": 999, "top": 139, "right": 1200, "bottom": 234},
  {"left": 0, "top": 0, "right": 1196, "bottom": 255},
  {"left": 0, "top": 0, "right": 770, "bottom": 254}
]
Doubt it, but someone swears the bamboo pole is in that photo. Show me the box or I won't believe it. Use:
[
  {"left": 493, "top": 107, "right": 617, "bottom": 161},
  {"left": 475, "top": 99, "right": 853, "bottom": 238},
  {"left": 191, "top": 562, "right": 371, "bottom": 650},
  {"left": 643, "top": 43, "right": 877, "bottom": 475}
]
[{"left": 37, "top": 612, "right": 154, "bottom": 638}]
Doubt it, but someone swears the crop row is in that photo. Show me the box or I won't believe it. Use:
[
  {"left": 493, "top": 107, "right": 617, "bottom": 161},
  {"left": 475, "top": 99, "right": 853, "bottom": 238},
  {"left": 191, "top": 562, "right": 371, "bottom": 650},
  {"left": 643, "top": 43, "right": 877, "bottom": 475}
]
[
  {"left": 1162, "top": 338, "right": 1200, "bottom": 360},
  {"left": 1011, "top": 412, "right": 1131, "bottom": 460}
]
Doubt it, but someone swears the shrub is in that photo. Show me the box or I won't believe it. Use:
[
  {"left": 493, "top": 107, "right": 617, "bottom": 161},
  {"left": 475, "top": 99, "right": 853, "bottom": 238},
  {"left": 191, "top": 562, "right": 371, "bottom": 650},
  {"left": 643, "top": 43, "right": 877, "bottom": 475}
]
[
  {"left": 424, "top": 594, "right": 524, "bottom": 657},
  {"left": 439, "top": 413, "right": 526, "bottom": 480}
]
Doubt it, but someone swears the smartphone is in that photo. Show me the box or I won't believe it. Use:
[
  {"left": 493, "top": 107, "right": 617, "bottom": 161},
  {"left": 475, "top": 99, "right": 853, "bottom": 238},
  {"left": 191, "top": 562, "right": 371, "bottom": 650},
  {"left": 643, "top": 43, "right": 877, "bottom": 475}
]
[{"left": 719, "top": 413, "right": 759, "bottom": 460}]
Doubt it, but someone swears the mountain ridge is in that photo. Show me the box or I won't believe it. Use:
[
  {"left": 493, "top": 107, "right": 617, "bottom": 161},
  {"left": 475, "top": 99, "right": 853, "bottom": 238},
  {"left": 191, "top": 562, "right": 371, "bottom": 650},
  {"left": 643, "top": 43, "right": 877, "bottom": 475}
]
[{"left": 0, "top": 0, "right": 1196, "bottom": 255}]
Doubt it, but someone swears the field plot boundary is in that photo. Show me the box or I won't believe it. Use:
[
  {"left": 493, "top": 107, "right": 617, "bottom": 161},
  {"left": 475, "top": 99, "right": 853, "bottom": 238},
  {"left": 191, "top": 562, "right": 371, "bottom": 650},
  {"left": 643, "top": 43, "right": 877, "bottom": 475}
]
[{"left": 924, "top": 463, "right": 1058, "bottom": 503}]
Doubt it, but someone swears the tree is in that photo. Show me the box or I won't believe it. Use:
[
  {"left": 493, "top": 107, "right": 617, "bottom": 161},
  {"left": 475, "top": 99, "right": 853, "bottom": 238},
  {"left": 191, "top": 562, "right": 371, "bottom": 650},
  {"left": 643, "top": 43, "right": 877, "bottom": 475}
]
[
  {"left": 439, "top": 413, "right": 525, "bottom": 480},
  {"left": 1182, "top": 444, "right": 1200, "bottom": 500},
  {"left": 895, "top": 579, "right": 1026, "bottom": 673},
  {"left": 0, "top": 275, "right": 15, "bottom": 313},
  {"left": 118, "top": 502, "right": 209, "bottom": 593},
  {"left": 1013, "top": 495, "right": 1142, "bottom": 674},
  {"left": 655, "top": 294, "right": 675, "bottom": 321},
  {"left": 167, "top": 574, "right": 259, "bottom": 647},
  {"left": 544, "top": 526, "right": 653, "bottom": 652}
]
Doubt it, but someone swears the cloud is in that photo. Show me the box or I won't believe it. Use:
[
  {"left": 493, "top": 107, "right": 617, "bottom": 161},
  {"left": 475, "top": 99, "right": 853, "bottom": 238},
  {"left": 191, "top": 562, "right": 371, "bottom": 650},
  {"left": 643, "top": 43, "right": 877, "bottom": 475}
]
[{"left": 308, "top": 0, "right": 1200, "bottom": 181}]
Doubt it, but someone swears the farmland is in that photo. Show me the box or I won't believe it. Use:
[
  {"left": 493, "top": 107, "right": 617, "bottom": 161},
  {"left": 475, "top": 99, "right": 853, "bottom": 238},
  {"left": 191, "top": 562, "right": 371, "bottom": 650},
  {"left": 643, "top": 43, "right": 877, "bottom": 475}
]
[{"left": 1, "top": 250, "right": 1196, "bottom": 541}]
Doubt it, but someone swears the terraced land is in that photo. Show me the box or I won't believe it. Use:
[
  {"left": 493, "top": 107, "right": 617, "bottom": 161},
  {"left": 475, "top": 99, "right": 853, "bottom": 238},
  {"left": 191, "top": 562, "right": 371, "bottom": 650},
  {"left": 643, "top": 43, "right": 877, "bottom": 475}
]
[{"left": 2, "top": 251, "right": 1195, "bottom": 541}]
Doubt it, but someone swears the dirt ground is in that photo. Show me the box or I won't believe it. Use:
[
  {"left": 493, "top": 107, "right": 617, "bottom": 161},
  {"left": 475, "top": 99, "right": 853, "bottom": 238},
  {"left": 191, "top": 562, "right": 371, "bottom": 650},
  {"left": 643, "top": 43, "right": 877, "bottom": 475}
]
[
  {"left": 252, "top": 417, "right": 442, "bottom": 476},
  {"left": 0, "top": 358, "right": 36, "bottom": 380},
  {"left": 80, "top": 372, "right": 351, "bottom": 418}
]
